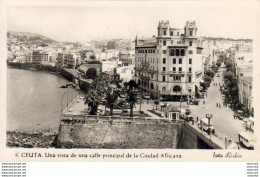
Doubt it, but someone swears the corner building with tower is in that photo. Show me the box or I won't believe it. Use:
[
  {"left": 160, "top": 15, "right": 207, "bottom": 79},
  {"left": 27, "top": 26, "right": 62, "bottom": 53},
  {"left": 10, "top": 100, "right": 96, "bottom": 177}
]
[{"left": 135, "top": 20, "right": 203, "bottom": 101}]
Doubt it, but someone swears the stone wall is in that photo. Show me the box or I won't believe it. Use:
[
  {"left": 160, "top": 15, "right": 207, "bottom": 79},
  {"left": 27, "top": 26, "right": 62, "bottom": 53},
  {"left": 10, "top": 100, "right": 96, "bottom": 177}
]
[
  {"left": 55, "top": 117, "right": 222, "bottom": 149},
  {"left": 181, "top": 122, "right": 222, "bottom": 149},
  {"left": 56, "top": 118, "right": 183, "bottom": 149}
]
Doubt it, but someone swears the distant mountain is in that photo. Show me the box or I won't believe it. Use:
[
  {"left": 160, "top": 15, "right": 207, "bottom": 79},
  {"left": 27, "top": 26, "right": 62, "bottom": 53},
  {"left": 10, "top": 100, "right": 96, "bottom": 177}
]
[
  {"left": 201, "top": 36, "right": 253, "bottom": 42},
  {"left": 7, "top": 31, "right": 57, "bottom": 44}
]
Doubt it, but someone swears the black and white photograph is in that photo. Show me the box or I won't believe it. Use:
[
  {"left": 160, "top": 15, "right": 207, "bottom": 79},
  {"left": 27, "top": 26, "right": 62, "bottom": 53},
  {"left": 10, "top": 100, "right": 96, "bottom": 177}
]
[{"left": 2, "top": 0, "right": 260, "bottom": 159}]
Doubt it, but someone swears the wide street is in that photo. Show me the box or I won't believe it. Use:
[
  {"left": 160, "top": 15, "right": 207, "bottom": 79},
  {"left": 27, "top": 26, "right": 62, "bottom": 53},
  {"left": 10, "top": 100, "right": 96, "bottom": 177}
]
[{"left": 189, "top": 70, "right": 245, "bottom": 144}]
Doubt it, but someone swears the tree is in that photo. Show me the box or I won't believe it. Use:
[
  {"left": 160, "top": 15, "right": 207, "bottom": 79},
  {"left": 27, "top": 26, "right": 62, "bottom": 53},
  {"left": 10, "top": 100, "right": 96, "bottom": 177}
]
[
  {"left": 105, "top": 88, "right": 119, "bottom": 116},
  {"left": 84, "top": 75, "right": 110, "bottom": 115},
  {"left": 90, "top": 55, "right": 96, "bottom": 60},
  {"left": 126, "top": 90, "right": 138, "bottom": 117},
  {"left": 86, "top": 68, "right": 97, "bottom": 79},
  {"left": 154, "top": 100, "right": 159, "bottom": 110},
  {"left": 125, "top": 80, "right": 138, "bottom": 90}
]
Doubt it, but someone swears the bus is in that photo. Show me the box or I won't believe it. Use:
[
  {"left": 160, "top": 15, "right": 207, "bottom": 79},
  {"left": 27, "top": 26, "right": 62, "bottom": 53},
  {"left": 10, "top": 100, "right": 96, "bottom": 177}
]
[{"left": 238, "top": 131, "right": 256, "bottom": 149}]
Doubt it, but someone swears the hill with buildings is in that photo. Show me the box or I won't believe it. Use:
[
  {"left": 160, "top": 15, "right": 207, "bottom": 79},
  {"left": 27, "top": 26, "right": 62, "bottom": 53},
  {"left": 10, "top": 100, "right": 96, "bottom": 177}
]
[{"left": 7, "top": 31, "right": 57, "bottom": 45}]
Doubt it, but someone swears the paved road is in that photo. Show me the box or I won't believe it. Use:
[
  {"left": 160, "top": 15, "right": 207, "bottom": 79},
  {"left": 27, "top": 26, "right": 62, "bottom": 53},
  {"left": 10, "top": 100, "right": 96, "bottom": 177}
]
[{"left": 189, "top": 71, "right": 245, "bottom": 144}]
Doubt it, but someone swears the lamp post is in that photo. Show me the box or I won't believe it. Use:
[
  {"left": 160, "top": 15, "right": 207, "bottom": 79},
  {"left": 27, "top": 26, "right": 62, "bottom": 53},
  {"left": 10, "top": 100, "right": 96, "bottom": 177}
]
[{"left": 206, "top": 114, "right": 213, "bottom": 139}]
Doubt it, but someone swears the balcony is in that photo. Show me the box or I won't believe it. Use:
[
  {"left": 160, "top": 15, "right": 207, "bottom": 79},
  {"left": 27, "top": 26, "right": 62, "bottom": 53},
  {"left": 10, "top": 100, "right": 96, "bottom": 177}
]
[
  {"left": 161, "top": 71, "right": 167, "bottom": 75},
  {"left": 169, "top": 71, "right": 185, "bottom": 76},
  {"left": 140, "top": 75, "right": 150, "bottom": 81},
  {"left": 187, "top": 71, "right": 193, "bottom": 75}
]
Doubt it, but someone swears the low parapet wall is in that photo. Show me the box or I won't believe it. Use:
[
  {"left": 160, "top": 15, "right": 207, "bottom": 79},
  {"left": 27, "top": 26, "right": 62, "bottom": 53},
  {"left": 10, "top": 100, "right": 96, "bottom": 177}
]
[{"left": 182, "top": 122, "right": 222, "bottom": 149}]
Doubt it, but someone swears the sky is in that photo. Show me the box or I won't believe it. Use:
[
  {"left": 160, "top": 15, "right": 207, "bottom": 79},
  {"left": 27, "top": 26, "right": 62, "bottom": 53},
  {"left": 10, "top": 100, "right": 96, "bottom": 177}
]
[{"left": 7, "top": 1, "right": 260, "bottom": 43}]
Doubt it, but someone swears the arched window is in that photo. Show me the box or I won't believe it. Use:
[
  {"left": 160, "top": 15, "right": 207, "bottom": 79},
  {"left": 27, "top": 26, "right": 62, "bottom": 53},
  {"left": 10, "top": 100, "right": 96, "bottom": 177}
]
[
  {"left": 173, "top": 85, "right": 181, "bottom": 93},
  {"left": 138, "top": 80, "right": 141, "bottom": 85},
  {"left": 150, "top": 83, "right": 154, "bottom": 89},
  {"left": 176, "top": 49, "right": 180, "bottom": 56},
  {"left": 170, "top": 49, "right": 175, "bottom": 56},
  {"left": 181, "top": 49, "right": 185, "bottom": 56},
  {"left": 144, "top": 82, "right": 147, "bottom": 87},
  {"left": 162, "top": 87, "right": 166, "bottom": 93},
  {"left": 189, "top": 41, "right": 193, "bottom": 47}
]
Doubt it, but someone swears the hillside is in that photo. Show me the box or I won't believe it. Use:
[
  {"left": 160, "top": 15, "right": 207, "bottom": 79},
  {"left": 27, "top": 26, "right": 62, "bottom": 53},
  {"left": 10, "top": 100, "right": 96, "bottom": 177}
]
[{"left": 7, "top": 31, "right": 57, "bottom": 45}]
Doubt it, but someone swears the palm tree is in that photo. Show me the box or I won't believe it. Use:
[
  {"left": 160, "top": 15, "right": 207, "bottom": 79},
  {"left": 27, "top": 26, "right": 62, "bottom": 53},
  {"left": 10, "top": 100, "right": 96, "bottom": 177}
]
[
  {"left": 105, "top": 88, "right": 119, "bottom": 116},
  {"left": 84, "top": 75, "right": 110, "bottom": 115},
  {"left": 126, "top": 89, "right": 138, "bottom": 117}
]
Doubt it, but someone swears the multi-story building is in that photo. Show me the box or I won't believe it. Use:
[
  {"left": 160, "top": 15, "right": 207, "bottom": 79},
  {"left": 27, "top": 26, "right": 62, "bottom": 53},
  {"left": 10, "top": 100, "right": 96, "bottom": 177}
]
[
  {"left": 30, "top": 51, "right": 49, "bottom": 64},
  {"left": 237, "top": 66, "right": 253, "bottom": 116},
  {"left": 135, "top": 20, "right": 203, "bottom": 101},
  {"left": 107, "top": 40, "right": 117, "bottom": 50},
  {"left": 56, "top": 53, "right": 81, "bottom": 69}
]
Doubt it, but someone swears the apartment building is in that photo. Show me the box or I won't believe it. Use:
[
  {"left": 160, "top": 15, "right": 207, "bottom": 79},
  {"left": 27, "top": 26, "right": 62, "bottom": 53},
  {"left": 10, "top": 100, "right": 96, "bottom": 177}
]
[{"left": 135, "top": 20, "right": 203, "bottom": 101}]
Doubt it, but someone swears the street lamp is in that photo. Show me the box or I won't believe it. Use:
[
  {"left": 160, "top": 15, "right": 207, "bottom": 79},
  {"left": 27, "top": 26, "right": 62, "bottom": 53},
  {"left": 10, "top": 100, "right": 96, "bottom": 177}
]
[{"left": 206, "top": 114, "right": 213, "bottom": 139}]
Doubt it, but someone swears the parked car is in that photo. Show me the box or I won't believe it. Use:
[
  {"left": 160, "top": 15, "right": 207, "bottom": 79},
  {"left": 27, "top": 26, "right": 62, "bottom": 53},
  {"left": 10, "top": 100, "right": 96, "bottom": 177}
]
[{"left": 190, "top": 99, "right": 199, "bottom": 105}]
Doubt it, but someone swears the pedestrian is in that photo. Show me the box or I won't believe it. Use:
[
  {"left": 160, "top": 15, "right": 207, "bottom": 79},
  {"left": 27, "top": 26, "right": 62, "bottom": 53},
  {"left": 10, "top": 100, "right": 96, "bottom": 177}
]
[
  {"left": 233, "top": 114, "right": 235, "bottom": 119},
  {"left": 216, "top": 103, "right": 218, "bottom": 107},
  {"left": 229, "top": 137, "right": 232, "bottom": 145},
  {"left": 196, "top": 116, "right": 198, "bottom": 122},
  {"left": 219, "top": 103, "right": 221, "bottom": 108}
]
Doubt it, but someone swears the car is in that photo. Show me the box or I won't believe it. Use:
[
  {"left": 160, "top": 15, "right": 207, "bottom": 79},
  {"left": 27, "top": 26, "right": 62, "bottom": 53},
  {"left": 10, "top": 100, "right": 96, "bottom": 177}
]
[{"left": 190, "top": 99, "right": 199, "bottom": 105}]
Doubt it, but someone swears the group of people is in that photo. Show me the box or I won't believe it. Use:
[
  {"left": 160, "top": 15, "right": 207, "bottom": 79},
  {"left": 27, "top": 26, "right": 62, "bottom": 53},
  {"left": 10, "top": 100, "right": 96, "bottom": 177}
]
[
  {"left": 213, "top": 83, "right": 221, "bottom": 86},
  {"left": 216, "top": 102, "right": 222, "bottom": 108}
]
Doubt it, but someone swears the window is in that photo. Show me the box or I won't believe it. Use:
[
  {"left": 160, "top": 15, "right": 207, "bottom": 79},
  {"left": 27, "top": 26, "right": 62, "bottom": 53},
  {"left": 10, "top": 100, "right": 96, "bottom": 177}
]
[
  {"left": 173, "top": 85, "right": 181, "bottom": 92},
  {"left": 197, "top": 49, "right": 202, "bottom": 54},
  {"left": 170, "top": 31, "right": 173, "bottom": 36},
  {"left": 189, "top": 41, "right": 193, "bottom": 46},
  {"left": 170, "top": 49, "right": 175, "bottom": 56},
  {"left": 173, "top": 58, "right": 176, "bottom": 64},
  {"left": 173, "top": 67, "right": 176, "bottom": 72},
  {"left": 179, "top": 58, "right": 182, "bottom": 64},
  {"left": 163, "top": 41, "right": 166, "bottom": 46},
  {"left": 162, "top": 76, "right": 166, "bottom": 82},
  {"left": 189, "top": 76, "right": 192, "bottom": 82},
  {"left": 179, "top": 67, "right": 182, "bottom": 72},
  {"left": 181, "top": 49, "right": 185, "bottom": 56},
  {"left": 171, "top": 40, "right": 173, "bottom": 44},
  {"left": 176, "top": 49, "right": 180, "bottom": 56},
  {"left": 163, "top": 67, "right": 166, "bottom": 71},
  {"left": 189, "top": 67, "right": 192, "bottom": 72},
  {"left": 189, "top": 58, "right": 192, "bottom": 64},
  {"left": 163, "top": 50, "right": 167, "bottom": 54},
  {"left": 173, "top": 76, "right": 181, "bottom": 81},
  {"left": 164, "top": 31, "right": 167, "bottom": 35},
  {"left": 163, "top": 58, "right": 166, "bottom": 64},
  {"left": 189, "top": 30, "right": 193, "bottom": 36},
  {"left": 189, "top": 50, "right": 193, "bottom": 54},
  {"left": 177, "top": 32, "right": 179, "bottom": 36}
]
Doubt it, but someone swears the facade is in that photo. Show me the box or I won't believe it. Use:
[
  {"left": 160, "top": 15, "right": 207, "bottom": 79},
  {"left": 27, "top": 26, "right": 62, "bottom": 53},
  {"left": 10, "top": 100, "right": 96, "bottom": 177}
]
[
  {"left": 135, "top": 20, "right": 203, "bottom": 100},
  {"left": 237, "top": 66, "right": 253, "bottom": 115},
  {"left": 31, "top": 51, "right": 49, "bottom": 64},
  {"left": 56, "top": 53, "right": 81, "bottom": 69}
]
